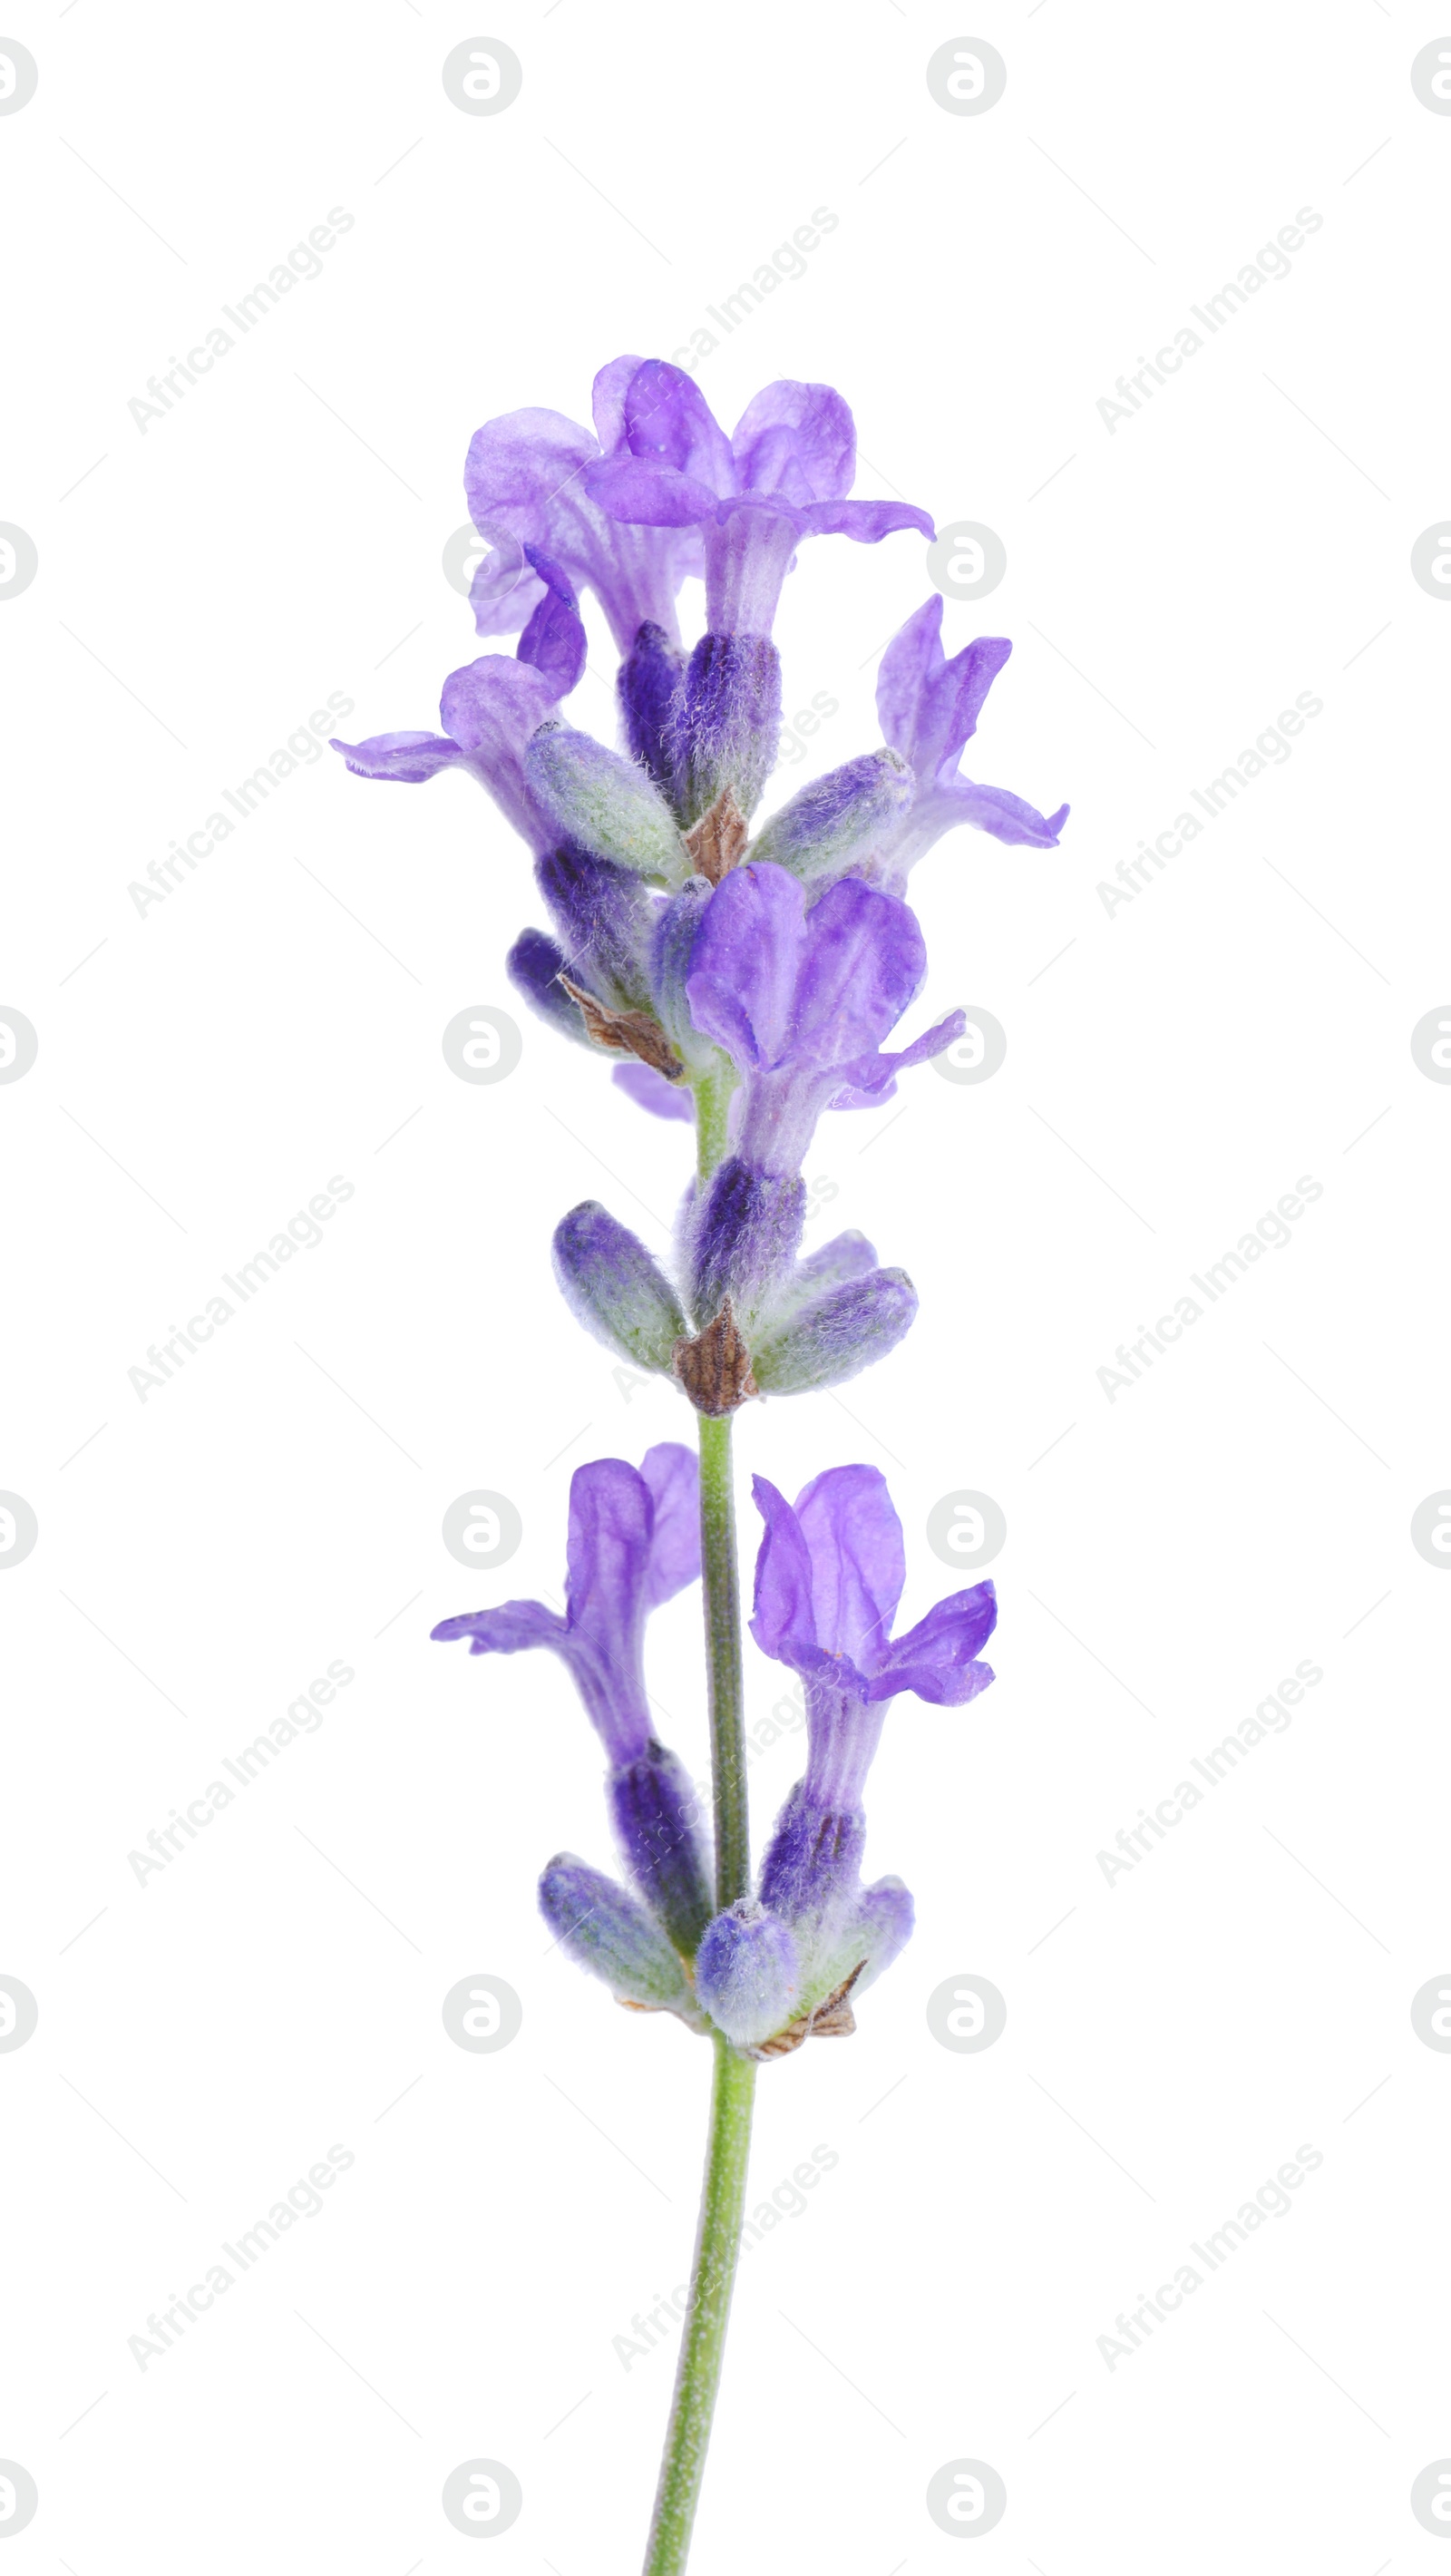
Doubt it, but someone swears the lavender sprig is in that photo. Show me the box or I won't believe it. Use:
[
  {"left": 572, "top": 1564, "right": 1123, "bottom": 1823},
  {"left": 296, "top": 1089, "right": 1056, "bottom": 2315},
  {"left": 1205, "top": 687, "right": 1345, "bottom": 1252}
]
[{"left": 336, "top": 353, "right": 1066, "bottom": 2576}]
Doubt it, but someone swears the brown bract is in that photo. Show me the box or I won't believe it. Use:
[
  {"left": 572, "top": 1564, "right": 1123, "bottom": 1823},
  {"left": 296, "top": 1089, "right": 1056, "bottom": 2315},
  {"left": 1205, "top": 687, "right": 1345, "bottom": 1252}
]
[
  {"left": 559, "top": 976, "right": 685, "bottom": 1081},
  {"left": 752, "top": 1962, "right": 867, "bottom": 2060},
  {"left": 684, "top": 784, "right": 750, "bottom": 886},
  {"left": 672, "top": 1297, "right": 759, "bottom": 1417}
]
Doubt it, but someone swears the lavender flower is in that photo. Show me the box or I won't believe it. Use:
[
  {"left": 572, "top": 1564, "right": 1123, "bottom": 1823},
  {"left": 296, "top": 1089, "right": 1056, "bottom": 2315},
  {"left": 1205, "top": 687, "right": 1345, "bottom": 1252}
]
[
  {"left": 464, "top": 355, "right": 703, "bottom": 653},
  {"left": 681, "top": 862, "right": 963, "bottom": 1327},
  {"left": 585, "top": 364, "right": 933, "bottom": 639},
  {"left": 871, "top": 596, "right": 1069, "bottom": 889},
  {"left": 433, "top": 1445, "right": 712, "bottom": 1952},
  {"left": 700, "top": 1466, "right": 996, "bottom": 2043}
]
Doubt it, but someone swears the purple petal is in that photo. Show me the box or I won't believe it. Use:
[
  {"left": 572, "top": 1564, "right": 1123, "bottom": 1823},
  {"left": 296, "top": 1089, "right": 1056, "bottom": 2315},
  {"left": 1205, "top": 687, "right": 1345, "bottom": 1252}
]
[
  {"left": 331, "top": 729, "right": 472, "bottom": 785},
  {"left": 432, "top": 1598, "right": 568, "bottom": 1654},
  {"left": 464, "top": 399, "right": 695, "bottom": 649},
  {"left": 793, "top": 1465, "right": 906, "bottom": 1669},
  {"left": 584, "top": 454, "right": 719, "bottom": 529},
  {"left": 935, "top": 776, "right": 1071, "bottom": 847},
  {"left": 438, "top": 657, "right": 560, "bottom": 848},
  {"left": 834, "top": 1008, "right": 968, "bottom": 1103},
  {"left": 732, "top": 380, "right": 856, "bottom": 501},
  {"left": 877, "top": 600, "right": 1011, "bottom": 783},
  {"left": 469, "top": 536, "right": 547, "bottom": 640},
  {"left": 685, "top": 862, "right": 809, "bottom": 1068},
  {"left": 638, "top": 1441, "right": 701, "bottom": 1608},
  {"left": 516, "top": 549, "right": 587, "bottom": 697},
  {"left": 611, "top": 1061, "right": 695, "bottom": 1121},
  {"left": 788, "top": 877, "right": 927, "bottom": 1066},
  {"left": 867, "top": 1581, "right": 998, "bottom": 1704},
  {"left": 621, "top": 360, "right": 736, "bottom": 491},
  {"left": 749, "top": 1474, "right": 820, "bottom": 1664},
  {"left": 798, "top": 497, "right": 935, "bottom": 543},
  {"left": 590, "top": 351, "right": 648, "bottom": 453}
]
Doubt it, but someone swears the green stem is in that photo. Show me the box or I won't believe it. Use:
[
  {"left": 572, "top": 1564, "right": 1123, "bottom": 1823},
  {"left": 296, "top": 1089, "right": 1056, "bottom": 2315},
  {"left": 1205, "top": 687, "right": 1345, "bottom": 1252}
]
[
  {"left": 697, "top": 1411, "right": 749, "bottom": 1908},
  {"left": 639, "top": 1068, "right": 755, "bottom": 2576},
  {"left": 641, "top": 2038, "right": 756, "bottom": 2576}
]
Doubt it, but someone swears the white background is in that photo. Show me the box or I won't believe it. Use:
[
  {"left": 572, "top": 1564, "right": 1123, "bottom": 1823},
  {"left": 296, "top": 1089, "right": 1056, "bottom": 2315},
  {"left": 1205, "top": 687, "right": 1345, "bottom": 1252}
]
[{"left": 4, "top": 4, "right": 1450, "bottom": 2568}]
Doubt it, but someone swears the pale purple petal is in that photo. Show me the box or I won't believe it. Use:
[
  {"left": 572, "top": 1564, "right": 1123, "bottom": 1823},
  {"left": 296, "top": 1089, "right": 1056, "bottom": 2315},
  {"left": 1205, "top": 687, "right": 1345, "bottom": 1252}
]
[
  {"left": 685, "top": 862, "right": 808, "bottom": 1068},
  {"left": 834, "top": 1008, "right": 968, "bottom": 1102},
  {"left": 432, "top": 1599, "right": 568, "bottom": 1654},
  {"left": 731, "top": 381, "right": 856, "bottom": 501},
  {"left": 793, "top": 1465, "right": 905, "bottom": 1670},
  {"left": 788, "top": 877, "right": 926, "bottom": 1065},
  {"left": 748, "top": 1474, "right": 822, "bottom": 1667},
  {"left": 611, "top": 1061, "right": 695, "bottom": 1121},
  {"left": 798, "top": 497, "right": 935, "bottom": 542},
  {"left": 933, "top": 776, "right": 1071, "bottom": 846},
  {"left": 877, "top": 599, "right": 1011, "bottom": 783},
  {"left": 621, "top": 360, "right": 736, "bottom": 491},
  {"left": 867, "top": 1581, "right": 998, "bottom": 1703},
  {"left": 585, "top": 454, "right": 720, "bottom": 528},
  {"left": 331, "top": 730, "right": 472, "bottom": 785},
  {"left": 638, "top": 1441, "right": 701, "bottom": 1608}
]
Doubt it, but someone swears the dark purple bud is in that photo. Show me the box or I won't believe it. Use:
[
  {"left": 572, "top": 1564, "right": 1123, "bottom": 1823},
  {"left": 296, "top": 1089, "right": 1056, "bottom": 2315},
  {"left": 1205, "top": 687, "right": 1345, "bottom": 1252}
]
[
  {"left": 668, "top": 634, "right": 782, "bottom": 824},
  {"left": 535, "top": 844, "right": 655, "bottom": 1010},
  {"left": 687, "top": 1156, "right": 804, "bottom": 1332},
  {"left": 539, "top": 1851, "right": 709, "bottom": 2023},
  {"left": 695, "top": 1902, "right": 802, "bottom": 2048},
  {"left": 608, "top": 1742, "right": 713, "bottom": 1956},
  {"left": 618, "top": 620, "right": 686, "bottom": 805},
  {"left": 750, "top": 1266, "right": 918, "bottom": 1396},
  {"left": 758, "top": 1781, "right": 867, "bottom": 1936},
  {"left": 749, "top": 748, "right": 914, "bottom": 887},
  {"left": 553, "top": 1200, "right": 688, "bottom": 1372},
  {"left": 506, "top": 927, "right": 590, "bottom": 1046}
]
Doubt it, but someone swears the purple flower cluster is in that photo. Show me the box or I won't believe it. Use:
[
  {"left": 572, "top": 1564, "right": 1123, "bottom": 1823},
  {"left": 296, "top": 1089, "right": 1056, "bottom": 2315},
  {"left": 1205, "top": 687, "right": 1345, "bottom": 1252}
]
[
  {"left": 344, "top": 356, "right": 1062, "bottom": 2054},
  {"left": 433, "top": 1448, "right": 995, "bottom": 2054}
]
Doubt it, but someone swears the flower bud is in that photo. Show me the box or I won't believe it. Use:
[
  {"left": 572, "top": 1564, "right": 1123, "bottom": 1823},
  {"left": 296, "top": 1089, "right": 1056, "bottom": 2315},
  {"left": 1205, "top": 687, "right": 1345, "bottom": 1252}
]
[
  {"left": 608, "top": 1744, "right": 714, "bottom": 1956},
  {"left": 750, "top": 1266, "right": 918, "bottom": 1395},
  {"left": 618, "top": 621, "right": 685, "bottom": 805},
  {"left": 669, "top": 635, "right": 781, "bottom": 824},
  {"left": 534, "top": 845, "right": 655, "bottom": 1011},
  {"left": 539, "top": 1852, "right": 708, "bottom": 2023},
  {"left": 695, "top": 1902, "right": 802, "bottom": 2048},
  {"left": 748, "top": 748, "right": 914, "bottom": 886},
  {"left": 851, "top": 1875, "right": 915, "bottom": 1995},
  {"left": 687, "top": 1157, "right": 804, "bottom": 1334},
  {"left": 506, "top": 927, "right": 589, "bottom": 1046},
  {"left": 525, "top": 723, "right": 688, "bottom": 883},
  {"left": 553, "top": 1201, "right": 687, "bottom": 1373}
]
